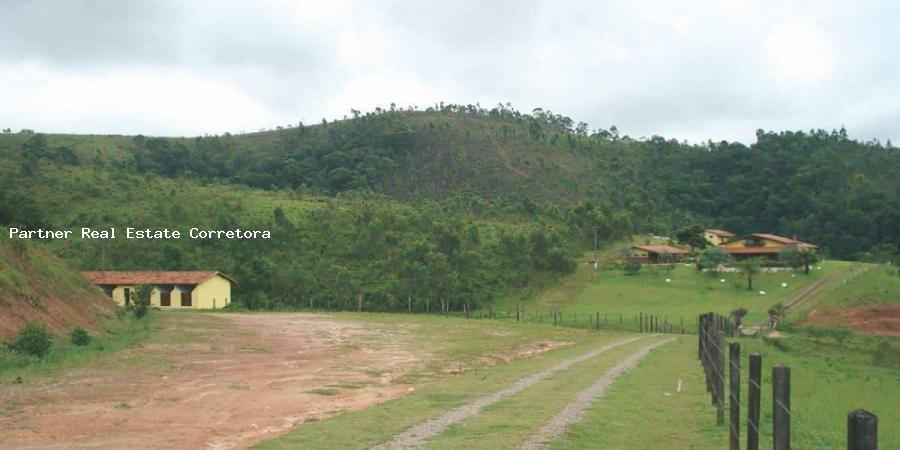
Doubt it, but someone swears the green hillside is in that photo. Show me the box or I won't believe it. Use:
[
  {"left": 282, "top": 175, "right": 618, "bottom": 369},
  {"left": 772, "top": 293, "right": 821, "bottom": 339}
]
[{"left": 1, "top": 105, "right": 899, "bottom": 309}]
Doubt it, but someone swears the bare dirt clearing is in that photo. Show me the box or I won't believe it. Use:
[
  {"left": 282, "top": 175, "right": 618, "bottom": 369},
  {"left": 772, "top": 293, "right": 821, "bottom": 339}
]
[
  {"left": 804, "top": 303, "right": 900, "bottom": 336},
  {"left": 0, "top": 313, "right": 430, "bottom": 449}
]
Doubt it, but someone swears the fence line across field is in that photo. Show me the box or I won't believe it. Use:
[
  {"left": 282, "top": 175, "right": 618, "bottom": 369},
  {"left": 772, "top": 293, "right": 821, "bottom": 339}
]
[{"left": 697, "top": 312, "right": 877, "bottom": 450}]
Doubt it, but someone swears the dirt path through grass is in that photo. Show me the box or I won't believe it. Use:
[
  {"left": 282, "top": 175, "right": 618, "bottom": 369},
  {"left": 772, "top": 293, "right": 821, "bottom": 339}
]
[
  {"left": 518, "top": 337, "right": 676, "bottom": 450},
  {"left": 370, "top": 335, "right": 646, "bottom": 450}
]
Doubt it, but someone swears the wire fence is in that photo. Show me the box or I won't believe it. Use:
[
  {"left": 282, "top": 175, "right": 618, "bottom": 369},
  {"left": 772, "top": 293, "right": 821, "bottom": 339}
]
[
  {"left": 697, "top": 312, "right": 879, "bottom": 450},
  {"left": 448, "top": 305, "right": 695, "bottom": 335}
]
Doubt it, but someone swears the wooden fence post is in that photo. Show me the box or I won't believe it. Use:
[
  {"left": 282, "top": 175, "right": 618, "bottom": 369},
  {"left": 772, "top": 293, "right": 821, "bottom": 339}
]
[
  {"left": 596, "top": 312, "right": 600, "bottom": 331},
  {"left": 729, "top": 342, "right": 740, "bottom": 450},
  {"left": 640, "top": 312, "right": 644, "bottom": 333},
  {"left": 698, "top": 314, "right": 704, "bottom": 360},
  {"left": 716, "top": 330, "right": 725, "bottom": 425},
  {"left": 773, "top": 365, "right": 791, "bottom": 450},
  {"left": 847, "top": 409, "right": 877, "bottom": 450},
  {"left": 748, "top": 352, "right": 761, "bottom": 450},
  {"left": 516, "top": 303, "right": 520, "bottom": 322}
]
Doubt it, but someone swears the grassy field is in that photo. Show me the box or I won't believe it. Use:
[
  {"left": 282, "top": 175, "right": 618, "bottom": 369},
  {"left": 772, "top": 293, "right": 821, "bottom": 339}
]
[
  {"left": 785, "top": 264, "right": 899, "bottom": 327},
  {"left": 713, "top": 334, "right": 898, "bottom": 448},
  {"left": 553, "top": 337, "right": 718, "bottom": 449},
  {"left": 256, "top": 332, "right": 636, "bottom": 449},
  {"left": 506, "top": 258, "right": 855, "bottom": 327},
  {"left": 0, "top": 313, "right": 193, "bottom": 382},
  {"left": 421, "top": 337, "right": 665, "bottom": 449},
  {"left": 3, "top": 258, "right": 894, "bottom": 449}
]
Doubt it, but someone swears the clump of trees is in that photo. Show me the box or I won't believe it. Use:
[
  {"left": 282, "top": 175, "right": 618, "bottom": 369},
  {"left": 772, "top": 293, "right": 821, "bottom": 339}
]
[
  {"left": 697, "top": 247, "right": 732, "bottom": 272},
  {"left": 675, "top": 225, "right": 708, "bottom": 253}
]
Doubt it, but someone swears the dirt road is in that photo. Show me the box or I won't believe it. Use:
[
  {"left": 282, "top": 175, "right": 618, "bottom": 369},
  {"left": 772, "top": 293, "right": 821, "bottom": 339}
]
[
  {"left": 370, "top": 335, "right": 648, "bottom": 450},
  {"left": 0, "top": 313, "right": 425, "bottom": 449},
  {"left": 518, "top": 337, "right": 676, "bottom": 450}
]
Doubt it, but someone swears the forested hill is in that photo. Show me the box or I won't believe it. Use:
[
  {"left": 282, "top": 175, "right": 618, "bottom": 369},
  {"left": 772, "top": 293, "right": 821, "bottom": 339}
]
[{"left": 1, "top": 104, "right": 899, "bottom": 263}]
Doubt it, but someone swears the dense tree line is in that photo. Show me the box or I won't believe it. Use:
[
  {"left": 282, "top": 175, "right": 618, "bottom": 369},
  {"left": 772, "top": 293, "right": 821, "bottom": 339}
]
[{"left": 1, "top": 102, "right": 898, "bottom": 295}]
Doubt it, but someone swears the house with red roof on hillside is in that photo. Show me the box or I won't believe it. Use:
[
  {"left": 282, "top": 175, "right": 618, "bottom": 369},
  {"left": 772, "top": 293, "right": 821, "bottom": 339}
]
[
  {"left": 629, "top": 244, "right": 690, "bottom": 264},
  {"left": 721, "top": 233, "right": 819, "bottom": 260}
]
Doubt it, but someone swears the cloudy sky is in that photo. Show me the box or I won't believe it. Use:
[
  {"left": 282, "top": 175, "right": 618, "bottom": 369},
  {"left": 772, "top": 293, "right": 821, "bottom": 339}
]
[{"left": 1, "top": 0, "right": 897, "bottom": 143}]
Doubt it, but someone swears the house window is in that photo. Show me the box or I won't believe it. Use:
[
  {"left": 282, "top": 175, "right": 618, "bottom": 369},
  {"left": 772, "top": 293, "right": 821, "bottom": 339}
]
[
  {"left": 181, "top": 291, "right": 192, "bottom": 307},
  {"left": 160, "top": 292, "right": 171, "bottom": 307}
]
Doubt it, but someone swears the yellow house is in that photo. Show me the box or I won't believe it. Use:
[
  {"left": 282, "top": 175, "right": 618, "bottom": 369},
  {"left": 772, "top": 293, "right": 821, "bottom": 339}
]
[
  {"left": 703, "top": 229, "right": 735, "bottom": 246},
  {"left": 81, "top": 271, "right": 235, "bottom": 309},
  {"left": 722, "top": 233, "right": 818, "bottom": 260}
]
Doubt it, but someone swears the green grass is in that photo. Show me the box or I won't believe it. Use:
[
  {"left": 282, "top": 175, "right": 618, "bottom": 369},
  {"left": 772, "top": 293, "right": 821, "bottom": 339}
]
[
  {"left": 785, "top": 264, "right": 899, "bottom": 327},
  {"left": 307, "top": 388, "right": 340, "bottom": 396},
  {"left": 422, "top": 337, "right": 666, "bottom": 449},
  {"left": 513, "top": 261, "right": 844, "bottom": 327},
  {"left": 0, "top": 313, "right": 161, "bottom": 382},
  {"left": 255, "top": 333, "right": 627, "bottom": 449},
  {"left": 724, "top": 335, "right": 898, "bottom": 449},
  {"left": 553, "top": 337, "right": 718, "bottom": 449}
]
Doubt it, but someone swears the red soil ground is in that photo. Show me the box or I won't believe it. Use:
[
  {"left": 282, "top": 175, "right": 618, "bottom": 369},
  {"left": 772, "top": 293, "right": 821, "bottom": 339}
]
[
  {"left": 0, "top": 245, "right": 116, "bottom": 340},
  {"left": 804, "top": 303, "right": 900, "bottom": 337},
  {"left": 0, "top": 313, "right": 427, "bottom": 449}
]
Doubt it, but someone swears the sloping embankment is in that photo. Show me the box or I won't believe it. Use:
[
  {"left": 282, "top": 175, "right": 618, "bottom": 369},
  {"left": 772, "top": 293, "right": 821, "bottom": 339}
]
[{"left": 0, "top": 241, "right": 115, "bottom": 340}]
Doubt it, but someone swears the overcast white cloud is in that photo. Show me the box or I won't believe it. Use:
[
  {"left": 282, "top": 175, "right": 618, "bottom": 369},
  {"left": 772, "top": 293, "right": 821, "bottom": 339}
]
[{"left": 0, "top": 0, "right": 897, "bottom": 143}]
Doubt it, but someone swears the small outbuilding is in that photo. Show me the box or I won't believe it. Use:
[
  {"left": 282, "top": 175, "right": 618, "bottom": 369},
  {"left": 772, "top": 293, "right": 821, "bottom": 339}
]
[
  {"left": 629, "top": 245, "right": 690, "bottom": 264},
  {"left": 81, "top": 271, "right": 235, "bottom": 309}
]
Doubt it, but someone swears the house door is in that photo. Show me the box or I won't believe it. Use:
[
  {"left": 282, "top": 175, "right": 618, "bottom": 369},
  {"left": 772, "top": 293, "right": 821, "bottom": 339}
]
[
  {"left": 124, "top": 288, "right": 131, "bottom": 306},
  {"left": 181, "top": 291, "right": 192, "bottom": 307},
  {"left": 160, "top": 292, "right": 171, "bottom": 307}
]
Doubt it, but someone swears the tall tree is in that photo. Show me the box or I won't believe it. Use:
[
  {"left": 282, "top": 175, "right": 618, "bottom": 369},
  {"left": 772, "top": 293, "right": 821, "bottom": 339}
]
[{"left": 675, "top": 225, "right": 708, "bottom": 253}]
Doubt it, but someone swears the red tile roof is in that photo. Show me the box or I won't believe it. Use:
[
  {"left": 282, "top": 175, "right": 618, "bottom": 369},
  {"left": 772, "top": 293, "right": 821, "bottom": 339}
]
[
  {"left": 725, "top": 233, "right": 819, "bottom": 249},
  {"left": 723, "top": 247, "right": 782, "bottom": 254},
  {"left": 705, "top": 229, "right": 734, "bottom": 237},
  {"left": 82, "top": 271, "right": 235, "bottom": 285},
  {"left": 632, "top": 244, "right": 689, "bottom": 254}
]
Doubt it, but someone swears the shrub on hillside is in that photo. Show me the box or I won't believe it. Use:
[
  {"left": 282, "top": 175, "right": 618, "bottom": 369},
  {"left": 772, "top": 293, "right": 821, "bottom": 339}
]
[
  {"left": 69, "top": 326, "right": 91, "bottom": 346},
  {"left": 9, "top": 322, "right": 53, "bottom": 357},
  {"left": 545, "top": 248, "right": 576, "bottom": 273}
]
